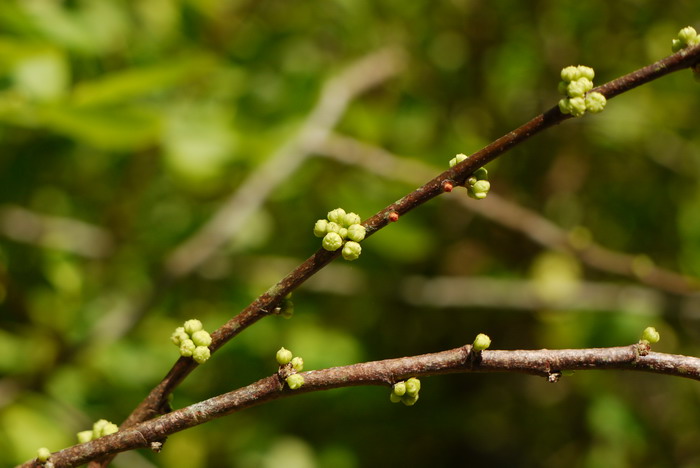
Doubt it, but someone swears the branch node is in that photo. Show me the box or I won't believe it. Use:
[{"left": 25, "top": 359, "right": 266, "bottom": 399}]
[
  {"left": 636, "top": 341, "right": 651, "bottom": 357},
  {"left": 441, "top": 180, "right": 455, "bottom": 192},
  {"left": 150, "top": 441, "right": 164, "bottom": 453},
  {"left": 547, "top": 371, "right": 562, "bottom": 383}
]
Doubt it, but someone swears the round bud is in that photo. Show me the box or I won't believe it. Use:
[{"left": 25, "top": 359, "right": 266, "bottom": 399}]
[
  {"left": 392, "top": 381, "right": 407, "bottom": 396},
  {"left": 37, "top": 447, "right": 51, "bottom": 462},
  {"left": 342, "top": 241, "right": 362, "bottom": 261},
  {"left": 193, "top": 346, "right": 211, "bottom": 364},
  {"left": 388, "top": 211, "right": 399, "bottom": 222},
  {"left": 401, "top": 394, "right": 419, "bottom": 406},
  {"left": 557, "top": 80, "right": 568, "bottom": 95},
  {"left": 568, "top": 97, "right": 587, "bottom": 117},
  {"left": 347, "top": 224, "right": 366, "bottom": 242},
  {"left": 286, "top": 373, "right": 305, "bottom": 390},
  {"left": 184, "top": 319, "right": 203, "bottom": 335},
  {"left": 92, "top": 419, "right": 109, "bottom": 438},
  {"left": 642, "top": 326, "right": 660, "bottom": 344},
  {"left": 389, "top": 392, "right": 402, "bottom": 403},
  {"left": 672, "top": 38, "right": 683, "bottom": 52},
  {"left": 77, "top": 430, "right": 93, "bottom": 444},
  {"left": 566, "top": 78, "right": 592, "bottom": 98},
  {"left": 291, "top": 356, "right": 304, "bottom": 372},
  {"left": 191, "top": 330, "right": 212, "bottom": 347},
  {"left": 449, "top": 153, "right": 468, "bottom": 168},
  {"left": 405, "top": 377, "right": 421, "bottom": 397},
  {"left": 467, "top": 176, "right": 477, "bottom": 186},
  {"left": 678, "top": 26, "right": 698, "bottom": 45},
  {"left": 325, "top": 222, "right": 342, "bottom": 234},
  {"left": 276, "top": 347, "right": 293, "bottom": 365},
  {"left": 338, "top": 227, "right": 348, "bottom": 239},
  {"left": 180, "top": 339, "right": 195, "bottom": 357},
  {"left": 171, "top": 327, "right": 188, "bottom": 346},
  {"left": 322, "top": 232, "right": 343, "bottom": 251},
  {"left": 442, "top": 180, "right": 454, "bottom": 192},
  {"left": 473, "top": 167, "right": 488, "bottom": 181},
  {"left": 472, "top": 333, "right": 491, "bottom": 351},
  {"left": 577, "top": 65, "right": 595, "bottom": 80},
  {"left": 327, "top": 208, "right": 346, "bottom": 224},
  {"left": 558, "top": 98, "right": 572, "bottom": 115},
  {"left": 343, "top": 212, "right": 361, "bottom": 227},
  {"left": 585, "top": 92, "right": 607, "bottom": 113},
  {"left": 560, "top": 65, "right": 580, "bottom": 82},
  {"left": 472, "top": 180, "right": 491, "bottom": 194},
  {"left": 313, "top": 219, "right": 329, "bottom": 237},
  {"left": 101, "top": 422, "right": 119, "bottom": 436}
]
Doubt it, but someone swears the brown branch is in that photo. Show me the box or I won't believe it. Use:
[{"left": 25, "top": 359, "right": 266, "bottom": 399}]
[
  {"left": 115, "top": 45, "right": 700, "bottom": 438},
  {"left": 19, "top": 343, "right": 700, "bottom": 468}
]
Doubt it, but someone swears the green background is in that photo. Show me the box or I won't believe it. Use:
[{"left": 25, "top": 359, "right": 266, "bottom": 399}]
[{"left": 1, "top": 1, "right": 700, "bottom": 467}]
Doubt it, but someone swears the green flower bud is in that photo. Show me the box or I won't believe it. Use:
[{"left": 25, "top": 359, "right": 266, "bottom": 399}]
[
  {"left": 322, "top": 232, "right": 343, "bottom": 251},
  {"left": 557, "top": 80, "right": 568, "bottom": 95},
  {"left": 342, "top": 241, "right": 362, "bottom": 261},
  {"left": 276, "top": 347, "right": 293, "bottom": 365},
  {"left": 401, "top": 394, "right": 419, "bottom": 406},
  {"left": 343, "top": 212, "right": 361, "bottom": 227},
  {"left": 286, "top": 373, "right": 305, "bottom": 390},
  {"left": 577, "top": 65, "right": 595, "bottom": 80},
  {"left": 327, "top": 208, "right": 346, "bottom": 224},
  {"left": 325, "top": 222, "right": 342, "bottom": 234},
  {"left": 101, "top": 423, "right": 118, "bottom": 436},
  {"left": 449, "top": 153, "right": 468, "bottom": 168},
  {"left": 193, "top": 346, "right": 211, "bottom": 364},
  {"left": 558, "top": 98, "right": 572, "bottom": 115},
  {"left": 468, "top": 180, "right": 491, "bottom": 200},
  {"left": 392, "top": 381, "right": 407, "bottom": 396},
  {"left": 338, "top": 227, "right": 348, "bottom": 239},
  {"left": 347, "top": 224, "right": 366, "bottom": 242},
  {"left": 389, "top": 392, "right": 402, "bottom": 403},
  {"left": 467, "top": 176, "right": 477, "bottom": 186},
  {"left": 291, "top": 356, "right": 304, "bottom": 372},
  {"left": 191, "top": 330, "right": 212, "bottom": 347},
  {"left": 566, "top": 78, "right": 593, "bottom": 98},
  {"left": 472, "top": 333, "right": 491, "bottom": 351},
  {"left": 184, "top": 319, "right": 203, "bottom": 335},
  {"left": 585, "top": 92, "right": 607, "bottom": 113},
  {"left": 92, "top": 419, "right": 109, "bottom": 438},
  {"left": 678, "top": 26, "right": 698, "bottom": 45},
  {"left": 170, "top": 327, "right": 188, "bottom": 346},
  {"left": 672, "top": 38, "right": 683, "bottom": 52},
  {"left": 37, "top": 447, "right": 51, "bottom": 462},
  {"left": 642, "top": 326, "right": 660, "bottom": 344},
  {"left": 77, "top": 430, "right": 93, "bottom": 444},
  {"left": 560, "top": 65, "right": 581, "bottom": 82},
  {"left": 180, "top": 339, "right": 195, "bottom": 357},
  {"left": 405, "top": 377, "right": 421, "bottom": 397},
  {"left": 473, "top": 167, "right": 488, "bottom": 181},
  {"left": 568, "top": 97, "right": 587, "bottom": 117},
  {"left": 313, "top": 219, "right": 329, "bottom": 237}
]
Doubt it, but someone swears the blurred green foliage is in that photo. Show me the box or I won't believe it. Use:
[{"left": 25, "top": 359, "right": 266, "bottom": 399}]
[{"left": 1, "top": 1, "right": 700, "bottom": 467}]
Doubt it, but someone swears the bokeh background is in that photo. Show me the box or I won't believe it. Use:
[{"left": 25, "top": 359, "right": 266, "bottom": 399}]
[{"left": 1, "top": 1, "right": 700, "bottom": 467}]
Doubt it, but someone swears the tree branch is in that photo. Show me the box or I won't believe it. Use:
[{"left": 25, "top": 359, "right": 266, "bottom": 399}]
[{"left": 19, "top": 343, "right": 700, "bottom": 468}]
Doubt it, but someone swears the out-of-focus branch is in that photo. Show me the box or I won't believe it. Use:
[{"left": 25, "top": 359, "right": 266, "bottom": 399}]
[
  {"left": 318, "top": 133, "right": 700, "bottom": 296},
  {"left": 0, "top": 204, "right": 115, "bottom": 259},
  {"left": 18, "top": 343, "right": 700, "bottom": 467}
]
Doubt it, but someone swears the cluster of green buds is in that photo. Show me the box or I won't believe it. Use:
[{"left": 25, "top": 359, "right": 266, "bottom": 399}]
[
  {"left": 472, "top": 333, "right": 491, "bottom": 352},
  {"left": 389, "top": 377, "right": 421, "bottom": 406},
  {"left": 672, "top": 26, "right": 700, "bottom": 82},
  {"left": 449, "top": 153, "right": 490, "bottom": 199},
  {"left": 276, "top": 347, "right": 305, "bottom": 390},
  {"left": 557, "top": 65, "right": 606, "bottom": 117},
  {"left": 171, "top": 319, "right": 212, "bottom": 364},
  {"left": 77, "top": 419, "right": 118, "bottom": 444},
  {"left": 641, "top": 326, "right": 661, "bottom": 345},
  {"left": 314, "top": 208, "right": 366, "bottom": 261}
]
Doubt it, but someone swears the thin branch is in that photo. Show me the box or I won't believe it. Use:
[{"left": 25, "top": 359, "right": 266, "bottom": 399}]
[
  {"left": 319, "top": 133, "right": 700, "bottom": 295},
  {"left": 117, "top": 45, "right": 700, "bottom": 435},
  {"left": 19, "top": 343, "right": 700, "bottom": 468}
]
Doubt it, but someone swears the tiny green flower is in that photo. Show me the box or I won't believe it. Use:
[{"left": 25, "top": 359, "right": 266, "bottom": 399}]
[
  {"left": 191, "top": 330, "right": 212, "bottom": 347},
  {"left": 401, "top": 394, "right": 419, "bottom": 406},
  {"left": 184, "top": 319, "right": 203, "bottom": 335},
  {"left": 392, "top": 381, "right": 407, "bottom": 397},
  {"left": 343, "top": 212, "right": 362, "bottom": 227},
  {"left": 180, "top": 339, "right": 196, "bottom": 357},
  {"left": 566, "top": 78, "right": 592, "bottom": 98},
  {"left": 473, "top": 167, "right": 488, "bottom": 181},
  {"left": 405, "top": 377, "right": 421, "bottom": 397},
  {"left": 171, "top": 327, "right": 188, "bottom": 346},
  {"left": 678, "top": 26, "right": 698, "bottom": 45},
  {"left": 313, "top": 219, "right": 329, "bottom": 237},
  {"left": 322, "top": 232, "right": 343, "bottom": 251},
  {"left": 642, "top": 326, "right": 660, "bottom": 344},
  {"left": 347, "top": 224, "right": 366, "bottom": 242},
  {"left": 468, "top": 180, "right": 491, "bottom": 200},
  {"left": 327, "top": 208, "right": 346, "bottom": 224},
  {"left": 77, "top": 430, "right": 93, "bottom": 444},
  {"left": 560, "top": 66, "right": 581, "bottom": 82},
  {"left": 276, "top": 347, "right": 293, "bottom": 365},
  {"left": 585, "top": 92, "right": 607, "bottom": 113},
  {"left": 389, "top": 392, "right": 402, "bottom": 403},
  {"left": 449, "top": 153, "right": 468, "bottom": 168},
  {"left": 577, "top": 65, "right": 595, "bottom": 80},
  {"left": 92, "top": 419, "right": 118, "bottom": 438},
  {"left": 568, "top": 97, "right": 587, "bottom": 117},
  {"left": 473, "top": 333, "right": 491, "bottom": 352},
  {"left": 193, "top": 346, "right": 211, "bottom": 364},
  {"left": 291, "top": 356, "right": 304, "bottom": 372},
  {"left": 101, "top": 423, "right": 119, "bottom": 436},
  {"left": 338, "top": 227, "right": 348, "bottom": 239},
  {"left": 672, "top": 38, "right": 684, "bottom": 52},
  {"left": 37, "top": 447, "right": 51, "bottom": 462},
  {"left": 342, "top": 241, "right": 362, "bottom": 261},
  {"left": 325, "top": 222, "right": 342, "bottom": 234},
  {"left": 286, "top": 373, "right": 305, "bottom": 390}
]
